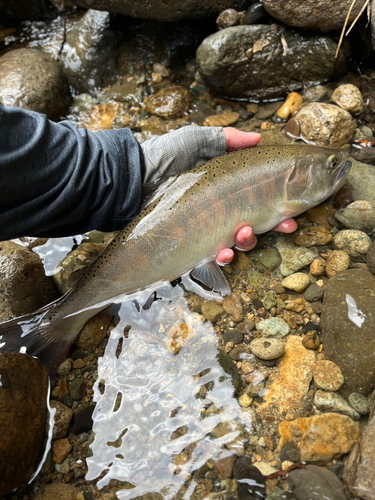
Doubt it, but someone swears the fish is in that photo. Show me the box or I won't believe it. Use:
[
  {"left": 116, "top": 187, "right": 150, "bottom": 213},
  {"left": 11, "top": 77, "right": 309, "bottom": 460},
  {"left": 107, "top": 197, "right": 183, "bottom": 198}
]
[{"left": 0, "top": 145, "right": 351, "bottom": 374}]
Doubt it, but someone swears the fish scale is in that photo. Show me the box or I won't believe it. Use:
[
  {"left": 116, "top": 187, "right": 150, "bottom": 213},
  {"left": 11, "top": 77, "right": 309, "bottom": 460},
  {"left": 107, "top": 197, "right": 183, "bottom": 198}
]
[{"left": 0, "top": 144, "right": 351, "bottom": 374}]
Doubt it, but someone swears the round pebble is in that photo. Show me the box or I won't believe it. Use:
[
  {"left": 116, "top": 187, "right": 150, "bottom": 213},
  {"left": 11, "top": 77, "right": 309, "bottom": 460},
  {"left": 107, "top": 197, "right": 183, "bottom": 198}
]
[
  {"left": 312, "top": 360, "right": 344, "bottom": 391},
  {"left": 348, "top": 392, "right": 371, "bottom": 415},
  {"left": 239, "top": 394, "right": 253, "bottom": 408},
  {"left": 250, "top": 338, "right": 285, "bottom": 360},
  {"left": 310, "top": 257, "right": 326, "bottom": 276},
  {"left": 331, "top": 84, "right": 364, "bottom": 115},
  {"left": 325, "top": 250, "right": 350, "bottom": 278},
  {"left": 304, "top": 284, "right": 324, "bottom": 302},
  {"left": 332, "top": 229, "right": 371, "bottom": 258},
  {"left": 282, "top": 272, "right": 310, "bottom": 292}
]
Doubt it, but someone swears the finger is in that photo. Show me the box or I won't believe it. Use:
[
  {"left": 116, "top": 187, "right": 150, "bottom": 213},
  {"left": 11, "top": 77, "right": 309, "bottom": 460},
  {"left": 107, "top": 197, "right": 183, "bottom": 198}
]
[
  {"left": 223, "top": 127, "right": 262, "bottom": 152},
  {"left": 272, "top": 218, "right": 297, "bottom": 233},
  {"left": 216, "top": 248, "right": 235, "bottom": 266},
  {"left": 235, "top": 226, "right": 257, "bottom": 251}
]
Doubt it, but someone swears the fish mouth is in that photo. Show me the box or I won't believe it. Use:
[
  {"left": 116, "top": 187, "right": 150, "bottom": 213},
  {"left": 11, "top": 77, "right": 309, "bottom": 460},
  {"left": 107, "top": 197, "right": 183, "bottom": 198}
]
[{"left": 337, "top": 160, "right": 352, "bottom": 181}]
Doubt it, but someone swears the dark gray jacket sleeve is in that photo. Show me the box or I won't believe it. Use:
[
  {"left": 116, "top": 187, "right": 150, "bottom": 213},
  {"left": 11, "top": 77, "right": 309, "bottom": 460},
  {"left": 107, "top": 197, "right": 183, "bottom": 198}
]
[{"left": 0, "top": 104, "right": 144, "bottom": 240}]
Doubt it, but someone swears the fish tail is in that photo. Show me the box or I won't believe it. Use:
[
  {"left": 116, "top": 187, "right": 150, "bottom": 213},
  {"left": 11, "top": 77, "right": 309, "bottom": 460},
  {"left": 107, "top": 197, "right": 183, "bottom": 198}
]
[{"left": 0, "top": 305, "right": 76, "bottom": 376}]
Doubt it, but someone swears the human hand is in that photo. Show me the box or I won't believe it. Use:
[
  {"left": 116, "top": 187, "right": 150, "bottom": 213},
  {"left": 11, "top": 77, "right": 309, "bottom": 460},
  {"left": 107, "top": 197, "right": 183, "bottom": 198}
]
[{"left": 215, "top": 128, "right": 297, "bottom": 266}]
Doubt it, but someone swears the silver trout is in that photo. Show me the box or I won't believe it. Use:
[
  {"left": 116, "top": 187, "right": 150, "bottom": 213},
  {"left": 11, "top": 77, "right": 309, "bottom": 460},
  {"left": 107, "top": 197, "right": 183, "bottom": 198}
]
[{"left": 0, "top": 145, "right": 351, "bottom": 374}]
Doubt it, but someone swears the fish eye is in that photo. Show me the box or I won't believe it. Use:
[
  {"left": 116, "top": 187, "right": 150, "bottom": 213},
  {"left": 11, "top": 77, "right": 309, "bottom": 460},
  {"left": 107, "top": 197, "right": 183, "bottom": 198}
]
[{"left": 328, "top": 155, "right": 338, "bottom": 168}]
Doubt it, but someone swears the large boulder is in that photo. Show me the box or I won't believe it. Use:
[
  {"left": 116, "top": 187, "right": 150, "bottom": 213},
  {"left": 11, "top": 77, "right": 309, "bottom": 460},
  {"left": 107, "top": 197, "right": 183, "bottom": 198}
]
[
  {"left": 261, "top": 0, "right": 366, "bottom": 32},
  {"left": 0, "top": 353, "right": 48, "bottom": 497},
  {"left": 321, "top": 269, "right": 375, "bottom": 396},
  {"left": 0, "top": 48, "right": 70, "bottom": 119},
  {"left": 196, "top": 25, "right": 347, "bottom": 100},
  {"left": 71, "top": 0, "right": 247, "bottom": 22}
]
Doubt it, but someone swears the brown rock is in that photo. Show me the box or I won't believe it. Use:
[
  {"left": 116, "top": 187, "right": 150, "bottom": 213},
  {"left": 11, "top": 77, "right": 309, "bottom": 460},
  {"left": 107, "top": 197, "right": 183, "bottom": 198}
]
[
  {"left": 331, "top": 84, "right": 363, "bottom": 115},
  {"left": 236, "top": 319, "right": 255, "bottom": 334},
  {"left": 74, "top": 312, "right": 112, "bottom": 349},
  {"left": 215, "top": 451, "right": 237, "bottom": 477},
  {"left": 204, "top": 111, "right": 240, "bottom": 127},
  {"left": 50, "top": 401, "right": 74, "bottom": 440},
  {"left": 260, "top": 336, "right": 315, "bottom": 420},
  {"left": 278, "top": 413, "right": 359, "bottom": 464},
  {"left": 145, "top": 85, "right": 192, "bottom": 119},
  {"left": 0, "top": 353, "right": 48, "bottom": 497},
  {"left": 223, "top": 293, "right": 244, "bottom": 323},
  {"left": 73, "top": 358, "right": 85, "bottom": 369},
  {"left": 307, "top": 202, "right": 337, "bottom": 229},
  {"left": 302, "top": 331, "right": 321, "bottom": 350},
  {"left": 312, "top": 360, "right": 344, "bottom": 391},
  {"left": 88, "top": 102, "right": 129, "bottom": 132},
  {"left": 31, "top": 483, "right": 76, "bottom": 500},
  {"left": 53, "top": 438, "right": 72, "bottom": 463},
  {"left": 310, "top": 257, "right": 326, "bottom": 277},
  {"left": 293, "top": 227, "right": 332, "bottom": 247},
  {"left": 325, "top": 250, "right": 350, "bottom": 278}
]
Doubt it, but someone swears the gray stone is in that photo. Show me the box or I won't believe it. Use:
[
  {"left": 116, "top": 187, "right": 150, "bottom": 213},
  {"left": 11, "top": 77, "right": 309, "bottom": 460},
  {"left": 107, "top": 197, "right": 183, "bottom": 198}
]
[
  {"left": 69, "top": 378, "right": 87, "bottom": 401},
  {"left": 321, "top": 269, "right": 375, "bottom": 396},
  {"left": 314, "top": 390, "right": 360, "bottom": 420},
  {"left": 250, "top": 338, "right": 285, "bottom": 360},
  {"left": 256, "top": 317, "right": 290, "bottom": 338},
  {"left": 201, "top": 302, "right": 224, "bottom": 323},
  {"left": 280, "top": 441, "right": 300, "bottom": 463},
  {"left": 348, "top": 393, "right": 371, "bottom": 415},
  {"left": 345, "top": 159, "right": 375, "bottom": 206},
  {"left": 196, "top": 25, "right": 346, "bottom": 101},
  {"left": 217, "top": 350, "right": 242, "bottom": 394},
  {"left": 335, "top": 201, "right": 375, "bottom": 233},
  {"left": 275, "top": 236, "right": 318, "bottom": 277},
  {"left": 233, "top": 455, "right": 266, "bottom": 499},
  {"left": 223, "top": 330, "right": 243, "bottom": 345},
  {"left": 0, "top": 353, "right": 48, "bottom": 497},
  {"left": 262, "top": 290, "right": 277, "bottom": 310},
  {"left": 0, "top": 48, "right": 70, "bottom": 119},
  {"left": 304, "top": 284, "right": 324, "bottom": 302},
  {"left": 288, "top": 464, "right": 346, "bottom": 500},
  {"left": 50, "top": 401, "right": 74, "bottom": 440}
]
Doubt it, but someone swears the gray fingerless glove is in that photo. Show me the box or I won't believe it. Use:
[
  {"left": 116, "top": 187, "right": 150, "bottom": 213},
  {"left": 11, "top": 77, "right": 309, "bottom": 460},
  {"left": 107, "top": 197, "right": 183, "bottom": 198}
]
[{"left": 140, "top": 126, "right": 227, "bottom": 183}]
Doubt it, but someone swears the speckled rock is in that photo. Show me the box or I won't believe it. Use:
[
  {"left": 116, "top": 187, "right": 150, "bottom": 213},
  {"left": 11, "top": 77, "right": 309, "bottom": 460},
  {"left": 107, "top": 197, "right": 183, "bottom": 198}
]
[
  {"left": 335, "top": 201, "right": 375, "bottom": 233},
  {"left": 261, "top": 0, "right": 365, "bottom": 32},
  {"left": 288, "top": 465, "right": 346, "bottom": 500},
  {"left": 282, "top": 273, "right": 310, "bottom": 293},
  {"left": 201, "top": 302, "right": 224, "bottom": 323},
  {"left": 313, "top": 360, "right": 344, "bottom": 391},
  {"left": 293, "top": 103, "right": 355, "bottom": 147},
  {"left": 50, "top": 401, "right": 74, "bottom": 440},
  {"left": 278, "top": 413, "right": 359, "bottom": 464},
  {"left": 276, "top": 236, "right": 318, "bottom": 277},
  {"left": 331, "top": 84, "right": 363, "bottom": 115},
  {"left": 310, "top": 257, "right": 326, "bottom": 276},
  {"left": 321, "top": 269, "right": 375, "bottom": 396},
  {"left": 145, "top": 85, "right": 192, "bottom": 119},
  {"left": 0, "top": 241, "right": 58, "bottom": 322},
  {"left": 262, "top": 290, "right": 277, "bottom": 310},
  {"left": 314, "top": 390, "right": 360, "bottom": 420},
  {"left": 256, "top": 317, "right": 290, "bottom": 338},
  {"left": 293, "top": 227, "right": 332, "bottom": 247},
  {"left": 260, "top": 336, "right": 315, "bottom": 420},
  {"left": 250, "top": 338, "right": 284, "bottom": 360},
  {"left": 325, "top": 250, "right": 350, "bottom": 278},
  {"left": 302, "top": 331, "right": 321, "bottom": 350},
  {"left": 348, "top": 393, "right": 371, "bottom": 415},
  {"left": 332, "top": 230, "right": 371, "bottom": 258},
  {"left": 223, "top": 293, "right": 244, "bottom": 323},
  {"left": 196, "top": 25, "right": 346, "bottom": 101},
  {"left": 0, "top": 48, "right": 70, "bottom": 119},
  {"left": 0, "top": 353, "right": 48, "bottom": 497},
  {"left": 216, "top": 9, "right": 243, "bottom": 30}
]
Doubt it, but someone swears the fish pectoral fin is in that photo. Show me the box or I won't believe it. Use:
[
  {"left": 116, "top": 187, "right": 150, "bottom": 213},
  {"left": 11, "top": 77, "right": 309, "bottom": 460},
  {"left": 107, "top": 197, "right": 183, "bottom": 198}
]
[
  {"left": 190, "top": 262, "right": 231, "bottom": 296},
  {"left": 67, "top": 267, "right": 85, "bottom": 287},
  {"left": 277, "top": 200, "right": 310, "bottom": 216}
]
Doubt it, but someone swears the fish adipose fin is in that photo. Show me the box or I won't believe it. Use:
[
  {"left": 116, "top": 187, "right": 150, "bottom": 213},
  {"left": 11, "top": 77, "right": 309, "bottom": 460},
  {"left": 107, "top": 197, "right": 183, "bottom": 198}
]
[
  {"left": 277, "top": 200, "right": 310, "bottom": 216},
  {"left": 190, "top": 262, "right": 231, "bottom": 296}
]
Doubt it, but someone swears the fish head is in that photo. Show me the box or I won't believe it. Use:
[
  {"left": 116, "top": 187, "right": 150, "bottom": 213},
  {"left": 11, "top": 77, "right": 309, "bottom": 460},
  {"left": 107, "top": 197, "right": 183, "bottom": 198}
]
[{"left": 286, "top": 146, "right": 352, "bottom": 209}]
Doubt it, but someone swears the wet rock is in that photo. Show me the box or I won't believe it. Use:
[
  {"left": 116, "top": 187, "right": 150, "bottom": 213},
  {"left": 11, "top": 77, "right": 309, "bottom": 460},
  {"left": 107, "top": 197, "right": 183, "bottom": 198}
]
[
  {"left": 331, "top": 84, "right": 363, "bottom": 115},
  {"left": 260, "top": 336, "right": 315, "bottom": 419},
  {"left": 314, "top": 390, "right": 360, "bottom": 420},
  {"left": 304, "top": 284, "right": 324, "bottom": 302},
  {"left": 302, "top": 331, "right": 321, "bottom": 350},
  {"left": 59, "top": 10, "right": 122, "bottom": 93},
  {"left": 203, "top": 111, "right": 239, "bottom": 127},
  {"left": 321, "top": 269, "right": 375, "bottom": 396},
  {"left": 280, "top": 441, "right": 300, "bottom": 463},
  {"left": 71, "top": 405, "right": 95, "bottom": 434},
  {"left": 307, "top": 202, "right": 337, "bottom": 229},
  {"left": 0, "top": 353, "right": 48, "bottom": 497},
  {"left": 0, "top": 241, "right": 58, "bottom": 321},
  {"left": 72, "top": 0, "right": 246, "bottom": 22},
  {"left": 236, "top": 319, "right": 255, "bottom": 334},
  {"left": 50, "top": 401, "right": 74, "bottom": 440},
  {"left": 215, "top": 451, "right": 237, "bottom": 478},
  {"left": 229, "top": 345, "right": 247, "bottom": 361},
  {"left": 56, "top": 358, "right": 72, "bottom": 377},
  {"left": 346, "top": 160, "right": 375, "bottom": 207},
  {"left": 332, "top": 229, "right": 371, "bottom": 258},
  {"left": 293, "top": 103, "right": 355, "bottom": 147},
  {"left": 88, "top": 102, "right": 130, "bottom": 132},
  {"left": 262, "top": 290, "right": 276, "bottom": 310},
  {"left": 256, "top": 317, "right": 290, "bottom": 338},
  {"left": 216, "top": 9, "right": 243, "bottom": 30},
  {"left": 303, "top": 84, "right": 333, "bottom": 103},
  {"left": 282, "top": 273, "right": 310, "bottom": 293},
  {"left": 310, "top": 257, "right": 326, "bottom": 276},
  {"left": 247, "top": 269, "right": 264, "bottom": 287},
  {"left": 196, "top": 25, "right": 346, "bottom": 101},
  {"left": 145, "top": 85, "right": 192, "bottom": 119},
  {"left": 32, "top": 482, "right": 77, "bottom": 500},
  {"left": 233, "top": 456, "right": 266, "bottom": 499},
  {"left": 0, "top": 48, "right": 70, "bottom": 119},
  {"left": 277, "top": 92, "right": 304, "bottom": 120},
  {"left": 53, "top": 242, "right": 105, "bottom": 295},
  {"left": 325, "top": 250, "right": 350, "bottom": 278},
  {"left": 239, "top": 393, "right": 253, "bottom": 408},
  {"left": 293, "top": 227, "right": 332, "bottom": 247},
  {"left": 261, "top": 0, "right": 364, "bottom": 32},
  {"left": 252, "top": 247, "right": 281, "bottom": 271},
  {"left": 344, "top": 405, "right": 375, "bottom": 499},
  {"left": 201, "top": 302, "right": 224, "bottom": 323},
  {"left": 69, "top": 378, "right": 87, "bottom": 401},
  {"left": 313, "top": 360, "right": 344, "bottom": 391},
  {"left": 348, "top": 393, "right": 371, "bottom": 415},
  {"left": 288, "top": 464, "right": 346, "bottom": 500},
  {"left": 335, "top": 200, "right": 375, "bottom": 233},
  {"left": 278, "top": 413, "right": 359, "bottom": 464},
  {"left": 53, "top": 437, "right": 72, "bottom": 463},
  {"left": 74, "top": 312, "right": 112, "bottom": 349},
  {"left": 250, "top": 338, "right": 285, "bottom": 360},
  {"left": 276, "top": 236, "right": 318, "bottom": 277},
  {"left": 368, "top": 241, "right": 375, "bottom": 275},
  {"left": 211, "top": 420, "right": 246, "bottom": 457},
  {"left": 223, "top": 330, "right": 243, "bottom": 345},
  {"left": 217, "top": 350, "right": 242, "bottom": 394},
  {"left": 223, "top": 293, "right": 244, "bottom": 323}
]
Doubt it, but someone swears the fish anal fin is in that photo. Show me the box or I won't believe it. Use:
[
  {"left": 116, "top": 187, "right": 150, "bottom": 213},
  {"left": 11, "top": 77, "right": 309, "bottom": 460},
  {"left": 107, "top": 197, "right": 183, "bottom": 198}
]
[
  {"left": 277, "top": 200, "right": 310, "bottom": 216},
  {"left": 190, "top": 261, "right": 231, "bottom": 296}
]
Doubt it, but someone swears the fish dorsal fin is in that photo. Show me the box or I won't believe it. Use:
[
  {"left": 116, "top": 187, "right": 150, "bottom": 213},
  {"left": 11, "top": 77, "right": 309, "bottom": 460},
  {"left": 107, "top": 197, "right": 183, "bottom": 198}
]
[
  {"left": 190, "top": 261, "right": 231, "bottom": 296},
  {"left": 68, "top": 268, "right": 85, "bottom": 287},
  {"left": 277, "top": 200, "right": 310, "bottom": 216}
]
